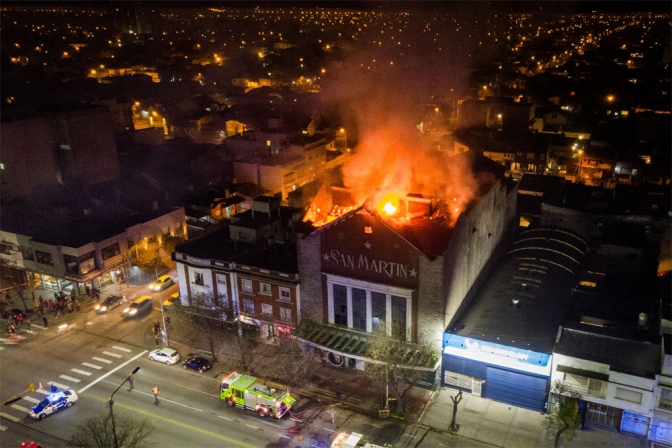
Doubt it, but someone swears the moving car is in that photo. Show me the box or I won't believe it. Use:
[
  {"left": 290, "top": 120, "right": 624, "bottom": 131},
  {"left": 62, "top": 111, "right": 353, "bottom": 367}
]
[
  {"left": 29, "top": 390, "right": 78, "bottom": 420},
  {"left": 95, "top": 295, "right": 124, "bottom": 313},
  {"left": 149, "top": 347, "right": 181, "bottom": 365},
  {"left": 19, "top": 442, "right": 45, "bottom": 448},
  {"left": 2, "top": 308, "right": 26, "bottom": 321},
  {"left": 151, "top": 275, "right": 174, "bottom": 292},
  {"left": 162, "top": 292, "right": 179, "bottom": 310},
  {"left": 182, "top": 356, "right": 213, "bottom": 373},
  {"left": 123, "top": 296, "right": 152, "bottom": 318}
]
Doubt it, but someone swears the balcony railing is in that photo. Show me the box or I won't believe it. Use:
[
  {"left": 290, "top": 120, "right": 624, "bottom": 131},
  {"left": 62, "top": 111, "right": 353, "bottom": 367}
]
[{"left": 561, "top": 382, "right": 607, "bottom": 400}]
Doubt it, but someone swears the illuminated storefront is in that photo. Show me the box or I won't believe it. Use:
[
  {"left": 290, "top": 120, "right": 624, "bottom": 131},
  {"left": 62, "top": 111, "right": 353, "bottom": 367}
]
[{"left": 442, "top": 334, "right": 552, "bottom": 411}]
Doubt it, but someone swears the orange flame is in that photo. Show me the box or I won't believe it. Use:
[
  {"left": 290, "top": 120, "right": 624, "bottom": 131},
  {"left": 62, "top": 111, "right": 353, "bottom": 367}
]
[{"left": 375, "top": 192, "right": 401, "bottom": 216}]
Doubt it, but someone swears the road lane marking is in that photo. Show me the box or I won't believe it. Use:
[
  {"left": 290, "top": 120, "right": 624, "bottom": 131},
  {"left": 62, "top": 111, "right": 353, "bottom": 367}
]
[
  {"left": 71, "top": 368, "right": 92, "bottom": 376},
  {"left": 0, "top": 412, "right": 20, "bottom": 422},
  {"left": 112, "top": 345, "right": 132, "bottom": 352},
  {"left": 23, "top": 396, "right": 40, "bottom": 404},
  {"left": 11, "top": 404, "right": 30, "bottom": 412},
  {"left": 78, "top": 350, "right": 148, "bottom": 394},
  {"left": 92, "top": 357, "right": 112, "bottom": 364},
  {"left": 0, "top": 347, "right": 4, "bottom": 350},
  {"left": 100, "top": 384, "right": 203, "bottom": 412},
  {"left": 85, "top": 393, "right": 254, "bottom": 448},
  {"left": 278, "top": 434, "right": 291, "bottom": 439},
  {"left": 36, "top": 389, "right": 49, "bottom": 395},
  {"left": 0, "top": 423, "right": 7, "bottom": 431},
  {"left": 324, "top": 428, "right": 335, "bottom": 432},
  {"left": 82, "top": 362, "right": 102, "bottom": 369},
  {"left": 245, "top": 424, "right": 258, "bottom": 430},
  {"left": 59, "top": 375, "right": 81, "bottom": 383},
  {"left": 102, "top": 351, "right": 122, "bottom": 358},
  {"left": 48, "top": 381, "right": 70, "bottom": 390},
  {"left": 31, "top": 324, "right": 48, "bottom": 330},
  {"left": 218, "top": 415, "right": 232, "bottom": 421}
]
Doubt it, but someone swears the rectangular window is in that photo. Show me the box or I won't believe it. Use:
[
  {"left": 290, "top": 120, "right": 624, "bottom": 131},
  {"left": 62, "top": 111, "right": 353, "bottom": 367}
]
[
  {"left": 279, "top": 287, "right": 291, "bottom": 302},
  {"left": 35, "top": 250, "right": 54, "bottom": 266},
  {"left": 352, "top": 288, "right": 367, "bottom": 331},
  {"left": 615, "top": 387, "right": 643, "bottom": 404},
  {"left": 194, "top": 272, "right": 204, "bottom": 286},
  {"left": 261, "top": 303, "right": 273, "bottom": 315},
  {"left": 563, "top": 373, "right": 606, "bottom": 399},
  {"left": 243, "top": 299, "right": 255, "bottom": 314},
  {"left": 241, "top": 279, "right": 253, "bottom": 294},
  {"left": 333, "top": 284, "right": 348, "bottom": 327},
  {"left": 659, "top": 387, "right": 672, "bottom": 411},
  {"left": 391, "top": 295, "right": 407, "bottom": 338},
  {"left": 64, "top": 254, "right": 79, "bottom": 274},
  {"left": 101, "top": 243, "right": 121, "bottom": 260},
  {"left": 260, "top": 282, "right": 271, "bottom": 295},
  {"left": 79, "top": 251, "right": 97, "bottom": 274},
  {"left": 280, "top": 307, "right": 292, "bottom": 323},
  {"left": 371, "top": 292, "right": 386, "bottom": 332},
  {"left": 21, "top": 245, "right": 34, "bottom": 261}
]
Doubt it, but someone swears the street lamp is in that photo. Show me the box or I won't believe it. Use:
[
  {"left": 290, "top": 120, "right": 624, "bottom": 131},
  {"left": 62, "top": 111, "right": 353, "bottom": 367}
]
[
  {"left": 109, "top": 367, "right": 140, "bottom": 448},
  {"left": 339, "top": 128, "right": 348, "bottom": 152},
  {"left": 154, "top": 262, "right": 168, "bottom": 346}
]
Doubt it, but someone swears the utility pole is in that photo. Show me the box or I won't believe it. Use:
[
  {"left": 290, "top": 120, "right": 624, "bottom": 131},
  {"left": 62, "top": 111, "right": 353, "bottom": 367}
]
[
  {"left": 109, "top": 367, "right": 140, "bottom": 448},
  {"left": 155, "top": 261, "right": 168, "bottom": 346}
]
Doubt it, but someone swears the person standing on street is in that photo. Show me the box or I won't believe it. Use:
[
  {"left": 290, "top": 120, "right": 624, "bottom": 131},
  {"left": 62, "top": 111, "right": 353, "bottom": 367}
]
[
  {"left": 42, "top": 315, "right": 48, "bottom": 328},
  {"left": 152, "top": 386, "right": 160, "bottom": 405},
  {"left": 127, "top": 375, "right": 135, "bottom": 391}
]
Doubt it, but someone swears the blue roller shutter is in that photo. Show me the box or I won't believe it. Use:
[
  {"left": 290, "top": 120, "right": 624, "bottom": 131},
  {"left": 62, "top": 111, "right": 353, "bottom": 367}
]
[{"left": 484, "top": 367, "right": 548, "bottom": 412}]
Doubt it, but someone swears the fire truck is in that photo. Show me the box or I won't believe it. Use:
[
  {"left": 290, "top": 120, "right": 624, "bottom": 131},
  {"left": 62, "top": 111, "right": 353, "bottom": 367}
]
[{"left": 220, "top": 371, "right": 296, "bottom": 418}]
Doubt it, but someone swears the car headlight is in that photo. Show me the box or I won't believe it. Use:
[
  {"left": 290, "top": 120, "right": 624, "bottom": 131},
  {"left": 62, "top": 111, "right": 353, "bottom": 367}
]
[
  {"left": 123, "top": 308, "right": 129, "bottom": 313},
  {"left": 101, "top": 306, "right": 107, "bottom": 311},
  {"left": 95, "top": 304, "right": 101, "bottom": 310},
  {"left": 129, "top": 309, "right": 137, "bottom": 315}
]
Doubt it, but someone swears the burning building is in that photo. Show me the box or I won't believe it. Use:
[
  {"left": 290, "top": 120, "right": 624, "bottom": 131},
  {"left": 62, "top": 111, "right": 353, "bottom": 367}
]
[{"left": 296, "top": 150, "right": 518, "bottom": 386}]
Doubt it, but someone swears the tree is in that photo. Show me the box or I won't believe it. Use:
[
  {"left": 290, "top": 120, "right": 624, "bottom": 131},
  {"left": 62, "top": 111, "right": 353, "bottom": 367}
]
[
  {"left": 269, "top": 329, "right": 319, "bottom": 387},
  {"left": 449, "top": 390, "right": 463, "bottom": 432},
  {"left": 363, "top": 325, "right": 438, "bottom": 415},
  {"left": 543, "top": 380, "right": 583, "bottom": 448},
  {"left": 69, "top": 410, "right": 154, "bottom": 448},
  {"left": 169, "top": 291, "right": 231, "bottom": 363}
]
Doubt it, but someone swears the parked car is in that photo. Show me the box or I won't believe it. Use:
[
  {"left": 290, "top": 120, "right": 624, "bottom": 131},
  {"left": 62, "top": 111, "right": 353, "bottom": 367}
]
[
  {"left": 29, "top": 390, "right": 78, "bottom": 420},
  {"left": 182, "top": 357, "right": 213, "bottom": 373},
  {"left": 123, "top": 296, "right": 152, "bottom": 318},
  {"left": 151, "top": 275, "right": 174, "bottom": 292},
  {"left": 95, "top": 295, "right": 124, "bottom": 313},
  {"left": 162, "top": 292, "right": 179, "bottom": 310},
  {"left": 19, "top": 442, "right": 44, "bottom": 448},
  {"left": 148, "top": 348, "right": 181, "bottom": 365},
  {"left": 2, "top": 308, "right": 26, "bottom": 321}
]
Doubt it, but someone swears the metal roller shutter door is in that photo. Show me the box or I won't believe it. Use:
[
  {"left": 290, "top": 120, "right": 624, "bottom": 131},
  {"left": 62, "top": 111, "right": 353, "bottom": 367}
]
[{"left": 485, "top": 367, "right": 548, "bottom": 412}]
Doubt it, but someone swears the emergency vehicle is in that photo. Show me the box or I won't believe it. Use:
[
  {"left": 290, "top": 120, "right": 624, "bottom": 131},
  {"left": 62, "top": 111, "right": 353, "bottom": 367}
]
[{"left": 220, "top": 371, "right": 296, "bottom": 418}]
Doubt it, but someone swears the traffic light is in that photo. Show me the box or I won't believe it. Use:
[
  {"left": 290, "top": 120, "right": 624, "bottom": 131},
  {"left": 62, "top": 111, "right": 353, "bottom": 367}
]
[{"left": 29, "top": 383, "right": 35, "bottom": 392}]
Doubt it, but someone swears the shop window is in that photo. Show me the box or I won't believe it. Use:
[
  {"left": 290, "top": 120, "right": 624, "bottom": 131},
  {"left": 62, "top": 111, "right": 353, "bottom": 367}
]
[
  {"left": 243, "top": 299, "right": 255, "bottom": 314},
  {"left": 352, "top": 288, "right": 367, "bottom": 331},
  {"left": 35, "top": 250, "right": 54, "bottom": 266},
  {"left": 194, "top": 272, "right": 204, "bottom": 286},
  {"left": 371, "top": 292, "right": 386, "bottom": 332},
  {"left": 79, "top": 251, "right": 97, "bottom": 274},
  {"left": 333, "top": 284, "right": 348, "bottom": 327},
  {"left": 280, "top": 307, "right": 292, "bottom": 323},
  {"left": 260, "top": 282, "right": 271, "bottom": 295},
  {"left": 102, "top": 243, "right": 121, "bottom": 260},
  {"left": 279, "top": 287, "right": 291, "bottom": 302},
  {"left": 261, "top": 303, "right": 273, "bottom": 315},
  {"left": 242, "top": 279, "right": 253, "bottom": 294}
]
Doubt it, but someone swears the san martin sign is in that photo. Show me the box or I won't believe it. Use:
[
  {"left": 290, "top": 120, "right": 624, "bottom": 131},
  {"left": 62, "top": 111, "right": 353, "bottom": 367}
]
[{"left": 323, "top": 249, "right": 417, "bottom": 280}]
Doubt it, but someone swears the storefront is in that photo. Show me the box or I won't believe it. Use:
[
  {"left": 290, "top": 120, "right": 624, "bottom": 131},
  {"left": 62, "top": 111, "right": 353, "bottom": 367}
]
[{"left": 442, "top": 334, "right": 553, "bottom": 412}]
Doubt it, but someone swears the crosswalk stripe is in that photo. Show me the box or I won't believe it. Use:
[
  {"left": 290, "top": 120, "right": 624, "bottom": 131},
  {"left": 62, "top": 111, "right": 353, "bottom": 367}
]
[
  {"left": 0, "top": 347, "right": 4, "bottom": 351},
  {"left": 0, "top": 412, "right": 20, "bottom": 423},
  {"left": 31, "top": 323, "right": 49, "bottom": 330},
  {"left": 92, "top": 357, "right": 112, "bottom": 364},
  {"left": 82, "top": 362, "right": 102, "bottom": 370},
  {"left": 11, "top": 404, "right": 29, "bottom": 412},
  {"left": 36, "top": 389, "right": 50, "bottom": 395},
  {"left": 47, "top": 381, "right": 70, "bottom": 390},
  {"left": 0, "top": 423, "right": 7, "bottom": 431},
  {"left": 59, "top": 375, "right": 81, "bottom": 383},
  {"left": 102, "top": 351, "right": 122, "bottom": 358},
  {"left": 112, "top": 346, "right": 132, "bottom": 352},
  {"left": 23, "top": 396, "right": 40, "bottom": 404},
  {"left": 71, "top": 368, "right": 92, "bottom": 376}
]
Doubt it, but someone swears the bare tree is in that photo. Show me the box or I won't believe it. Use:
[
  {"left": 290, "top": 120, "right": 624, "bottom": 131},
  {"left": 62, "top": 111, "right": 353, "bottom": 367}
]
[
  {"left": 543, "top": 380, "right": 583, "bottom": 448},
  {"left": 69, "top": 410, "right": 154, "bottom": 448},
  {"left": 449, "top": 390, "right": 463, "bottom": 432},
  {"left": 363, "top": 324, "right": 438, "bottom": 415},
  {"left": 269, "top": 330, "right": 318, "bottom": 387}
]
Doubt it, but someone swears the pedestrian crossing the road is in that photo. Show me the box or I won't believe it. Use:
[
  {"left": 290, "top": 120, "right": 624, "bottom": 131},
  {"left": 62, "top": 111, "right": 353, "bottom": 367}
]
[{"left": 0, "top": 344, "right": 141, "bottom": 431}]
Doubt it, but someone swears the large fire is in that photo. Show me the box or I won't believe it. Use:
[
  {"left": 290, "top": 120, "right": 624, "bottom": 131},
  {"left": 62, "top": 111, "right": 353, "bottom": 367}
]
[{"left": 375, "top": 192, "right": 402, "bottom": 216}]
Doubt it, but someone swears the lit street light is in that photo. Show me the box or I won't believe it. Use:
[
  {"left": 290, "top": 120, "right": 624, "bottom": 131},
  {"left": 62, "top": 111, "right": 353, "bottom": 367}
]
[{"left": 339, "top": 128, "right": 348, "bottom": 152}]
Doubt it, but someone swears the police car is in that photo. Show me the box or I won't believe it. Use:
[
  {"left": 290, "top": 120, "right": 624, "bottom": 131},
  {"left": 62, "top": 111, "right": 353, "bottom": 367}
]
[{"left": 29, "top": 390, "right": 78, "bottom": 419}]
